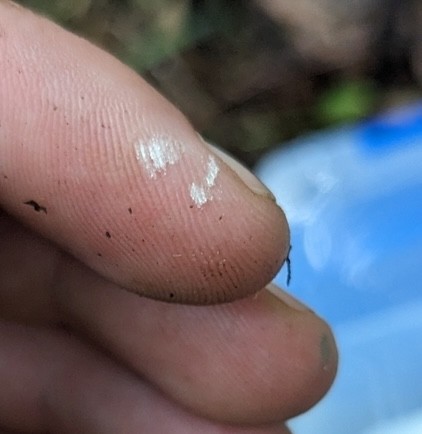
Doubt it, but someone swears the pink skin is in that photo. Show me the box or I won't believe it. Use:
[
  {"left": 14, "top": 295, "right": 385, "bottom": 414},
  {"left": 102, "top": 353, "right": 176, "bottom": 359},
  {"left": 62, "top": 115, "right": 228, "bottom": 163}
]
[
  {"left": 0, "top": 0, "right": 288, "bottom": 304},
  {"left": 0, "top": 2, "right": 337, "bottom": 433}
]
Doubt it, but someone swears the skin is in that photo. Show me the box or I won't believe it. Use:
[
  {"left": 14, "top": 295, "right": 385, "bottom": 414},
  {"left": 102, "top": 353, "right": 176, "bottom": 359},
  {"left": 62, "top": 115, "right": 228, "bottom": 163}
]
[{"left": 0, "top": 1, "right": 338, "bottom": 433}]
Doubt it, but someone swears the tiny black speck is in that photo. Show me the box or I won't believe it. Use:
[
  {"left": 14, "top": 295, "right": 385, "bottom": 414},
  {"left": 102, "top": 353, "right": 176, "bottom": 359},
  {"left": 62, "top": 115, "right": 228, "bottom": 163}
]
[
  {"left": 24, "top": 200, "right": 47, "bottom": 214},
  {"left": 128, "top": 207, "right": 133, "bottom": 214},
  {"left": 286, "top": 245, "right": 292, "bottom": 286},
  {"left": 169, "top": 293, "right": 175, "bottom": 299},
  {"left": 105, "top": 231, "right": 111, "bottom": 238},
  {"left": 97, "top": 253, "right": 102, "bottom": 257}
]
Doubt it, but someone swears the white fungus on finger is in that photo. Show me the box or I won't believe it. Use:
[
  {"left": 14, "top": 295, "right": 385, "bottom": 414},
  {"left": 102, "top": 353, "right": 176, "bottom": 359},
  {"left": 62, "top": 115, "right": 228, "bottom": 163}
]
[
  {"left": 190, "top": 155, "right": 220, "bottom": 208},
  {"left": 135, "top": 134, "right": 219, "bottom": 208},
  {"left": 135, "top": 134, "right": 184, "bottom": 178}
]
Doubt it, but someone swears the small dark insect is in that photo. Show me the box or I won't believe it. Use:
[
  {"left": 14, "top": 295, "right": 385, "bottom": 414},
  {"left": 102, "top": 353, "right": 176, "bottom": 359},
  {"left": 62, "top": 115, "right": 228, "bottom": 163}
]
[
  {"left": 286, "top": 245, "right": 292, "bottom": 286},
  {"left": 24, "top": 200, "right": 47, "bottom": 214}
]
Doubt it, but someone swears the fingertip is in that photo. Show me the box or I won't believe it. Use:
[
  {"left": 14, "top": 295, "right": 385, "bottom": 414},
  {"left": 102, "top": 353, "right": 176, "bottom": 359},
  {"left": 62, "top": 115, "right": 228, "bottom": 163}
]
[
  {"left": 112, "top": 156, "right": 290, "bottom": 304},
  {"left": 0, "top": 2, "right": 290, "bottom": 304},
  {"left": 265, "top": 287, "right": 338, "bottom": 419}
]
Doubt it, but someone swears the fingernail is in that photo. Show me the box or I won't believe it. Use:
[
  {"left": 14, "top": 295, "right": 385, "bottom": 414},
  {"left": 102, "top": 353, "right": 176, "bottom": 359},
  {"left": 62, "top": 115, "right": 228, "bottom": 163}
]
[
  {"left": 266, "top": 282, "right": 311, "bottom": 312},
  {"left": 199, "top": 136, "right": 276, "bottom": 201}
]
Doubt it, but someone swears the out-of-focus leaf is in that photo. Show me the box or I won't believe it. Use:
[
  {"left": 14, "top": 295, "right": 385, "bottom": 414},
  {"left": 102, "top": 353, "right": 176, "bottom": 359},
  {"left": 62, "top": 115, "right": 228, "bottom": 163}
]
[{"left": 316, "top": 80, "right": 377, "bottom": 125}]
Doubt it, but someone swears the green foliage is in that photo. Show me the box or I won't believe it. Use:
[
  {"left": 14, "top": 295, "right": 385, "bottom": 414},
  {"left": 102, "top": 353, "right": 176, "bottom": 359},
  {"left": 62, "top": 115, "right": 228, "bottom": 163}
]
[{"left": 315, "top": 80, "right": 377, "bottom": 125}]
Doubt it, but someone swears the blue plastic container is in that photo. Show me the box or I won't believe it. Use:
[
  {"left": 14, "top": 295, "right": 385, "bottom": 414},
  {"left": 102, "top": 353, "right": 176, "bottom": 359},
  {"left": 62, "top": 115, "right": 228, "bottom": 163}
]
[{"left": 255, "top": 103, "right": 422, "bottom": 433}]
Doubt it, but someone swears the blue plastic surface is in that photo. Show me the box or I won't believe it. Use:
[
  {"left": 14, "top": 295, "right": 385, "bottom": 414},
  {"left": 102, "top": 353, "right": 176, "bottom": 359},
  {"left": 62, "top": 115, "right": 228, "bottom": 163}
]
[{"left": 255, "top": 102, "right": 422, "bottom": 434}]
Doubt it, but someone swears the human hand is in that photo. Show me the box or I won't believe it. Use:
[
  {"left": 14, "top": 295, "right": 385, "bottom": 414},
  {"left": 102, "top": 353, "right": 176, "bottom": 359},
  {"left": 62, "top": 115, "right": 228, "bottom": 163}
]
[{"left": 0, "top": 2, "right": 337, "bottom": 432}]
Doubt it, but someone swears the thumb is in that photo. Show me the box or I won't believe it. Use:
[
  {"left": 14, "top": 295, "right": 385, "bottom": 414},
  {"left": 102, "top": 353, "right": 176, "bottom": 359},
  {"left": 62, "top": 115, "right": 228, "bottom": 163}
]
[{"left": 0, "top": 1, "right": 289, "bottom": 304}]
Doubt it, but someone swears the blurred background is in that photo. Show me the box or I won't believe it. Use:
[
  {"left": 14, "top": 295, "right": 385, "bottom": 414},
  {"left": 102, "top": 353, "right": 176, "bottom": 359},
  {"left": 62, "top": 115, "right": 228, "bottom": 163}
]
[
  {"left": 15, "top": 0, "right": 422, "bottom": 166},
  {"left": 15, "top": 1, "right": 422, "bottom": 433}
]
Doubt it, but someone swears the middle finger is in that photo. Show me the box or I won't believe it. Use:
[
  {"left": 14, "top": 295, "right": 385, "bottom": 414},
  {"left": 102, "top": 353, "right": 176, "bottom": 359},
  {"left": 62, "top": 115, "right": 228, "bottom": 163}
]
[{"left": 54, "top": 259, "right": 337, "bottom": 426}]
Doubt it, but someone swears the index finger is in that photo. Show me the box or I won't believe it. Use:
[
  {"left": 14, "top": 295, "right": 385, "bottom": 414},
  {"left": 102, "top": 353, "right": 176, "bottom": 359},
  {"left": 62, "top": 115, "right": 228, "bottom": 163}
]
[{"left": 0, "top": 1, "right": 289, "bottom": 303}]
